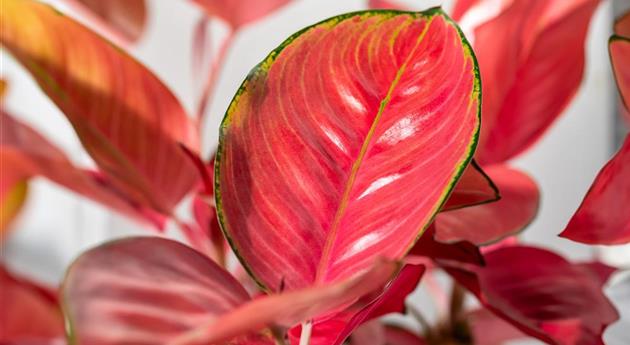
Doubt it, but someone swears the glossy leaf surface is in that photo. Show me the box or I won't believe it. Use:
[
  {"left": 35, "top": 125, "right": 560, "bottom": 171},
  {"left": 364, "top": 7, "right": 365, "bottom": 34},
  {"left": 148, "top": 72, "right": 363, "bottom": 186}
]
[
  {"left": 446, "top": 246, "right": 619, "bottom": 345},
  {"left": 217, "top": 9, "right": 481, "bottom": 292},
  {"left": 63, "top": 237, "right": 400, "bottom": 344},
  {"left": 470, "top": 0, "right": 600, "bottom": 164},
  {"left": 0, "top": 266, "right": 64, "bottom": 343},
  {"left": 74, "top": 0, "right": 147, "bottom": 43},
  {"left": 435, "top": 165, "right": 539, "bottom": 245},
  {"left": 0, "top": 112, "right": 164, "bottom": 229},
  {"left": 192, "top": 0, "right": 291, "bottom": 29},
  {"left": 560, "top": 135, "right": 630, "bottom": 244},
  {"left": 0, "top": 0, "right": 199, "bottom": 214}
]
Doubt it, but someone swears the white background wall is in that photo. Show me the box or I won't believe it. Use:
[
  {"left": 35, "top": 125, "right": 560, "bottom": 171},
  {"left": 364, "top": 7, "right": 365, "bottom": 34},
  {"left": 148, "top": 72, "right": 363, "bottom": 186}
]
[{"left": 1, "top": 0, "right": 627, "bottom": 343}]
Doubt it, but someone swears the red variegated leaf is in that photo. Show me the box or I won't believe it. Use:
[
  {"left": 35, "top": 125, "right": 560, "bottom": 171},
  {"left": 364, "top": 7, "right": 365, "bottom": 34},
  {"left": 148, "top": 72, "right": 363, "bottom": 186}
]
[
  {"left": 71, "top": 0, "right": 147, "bottom": 43},
  {"left": 0, "top": 266, "right": 64, "bottom": 343},
  {"left": 383, "top": 326, "right": 426, "bottom": 345},
  {"left": 192, "top": 0, "right": 291, "bottom": 29},
  {"left": 367, "top": 0, "right": 405, "bottom": 10},
  {"left": 216, "top": 9, "right": 481, "bottom": 292},
  {"left": 434, "top": 165, "right": 539, "bottom": 245},
  {"left": 441, "top": 160, "right": 499, "bottom": 211},
  {"left": 0, "top": 112, "right": 165, "bottom": 229},
  {"left": 63, "top": 237, "right": 401, "bottom": 345},
  {"left": 471, "top": 0, "right": 600, "bottom": 164},
  {"left": 0, "top": 0, "right": 199, "bottom": 215},
  {"left": 62, "top": 237, "right": 269, "bottom": 344},
  {"left": 467, "top": 309, "right": 526, "bottom": 345},
  {"left": 288, "top": 264, "right": 425, "bottom": 345},
  {"left": 560, "top": 135, "right": 630, "bottom": 244},
  {"left": 444, "top": 246, "right": 619, "bottom": 345}
]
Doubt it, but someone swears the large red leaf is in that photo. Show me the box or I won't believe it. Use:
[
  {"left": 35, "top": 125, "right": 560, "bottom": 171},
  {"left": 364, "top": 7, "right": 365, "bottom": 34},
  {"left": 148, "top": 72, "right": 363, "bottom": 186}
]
[
  {"left": 71, "top": 0, "right": 147, "bottom": 43},
  {"left": 63, "top": 237, "right": 401, "bottom": 344},
  {"left": 191, "top": 0, "right": 291, "bottom": 29},
  {"left": 216, "top": 9, "right": 481, "bottom": 292},
  {"left": 434, "top": 165, "right": 539, "bottom": 245},
  {"left": 287, "top": 264, "right": 425, "bottom": 345},
  {"left": 0, "top": 112, "right": 165, "bottom": 229},
  {"left": 560, "top": 135, "right": 630, "bottom": 244},
  {"left": 470, "top": 0, "right": 600, "bottom": 164},
  {"left": 0, "top": 266, "right": 64, "bottom": 343},
  {"left": 444, "top": 246, "right": 619, "bottom": 345},
  {"left": 0, "top": 0, "right": 199, "bottom": 215}
]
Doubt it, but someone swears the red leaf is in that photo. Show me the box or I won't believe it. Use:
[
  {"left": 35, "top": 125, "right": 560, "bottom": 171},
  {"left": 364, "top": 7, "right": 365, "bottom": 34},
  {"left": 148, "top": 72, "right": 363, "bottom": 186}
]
[
  {"left": 410, "top": 225, "right": 484, "bottom": 265},
  {"left": 560, "top": 135, "right": 630, "bottom": 244},
  {"left": 441, "top": 160, "right": 499, "bottom": 212},
  {"left": 470, "top": 0, "right": 601, "bottom": 164},
  {"left": 434, "top": 165, "right": 539, "bottom": 245},
  {"left": 0, "top": 170, "right": 27, "bottom": 238},
  {"left": 0, "top": 266, "right": 64, "bottom": 343},
  {"left": 287, "top": 264, "right": 425, "bottom": 345},
  {"left": 610, "top": 30, "right": 630, "bottom": 112},
  {"left": 0, "top": 112, "right": 165, "bottom": 229},
  {"left": 383, "top": 325, "right": 426, "bottom": 345},
  {"left": 0, "top": 0, "right": 199, "bottom": 215},
  {"left": 62, "top": 237, "right": 401, "bottom": 344},
  {"left": 467, "top": 308, "right": 526, "bottom": 345},
  {"left": 615, "top": 10, "right": 630, "bottom": 38},
  {"left": 216, "top": 9, "right": 481, "bottom": 292},
  {"left": 451, "top": 0, "right": 483, "bottom": 21},
  {"left": 73, "top": 0, "right": 147, "bottom": 43},
  {"left": 444, "top": 246, "right": 619, "bottom": 345},
  {"left": 192, "top": 0, "right": 291, "bottom": 29}
]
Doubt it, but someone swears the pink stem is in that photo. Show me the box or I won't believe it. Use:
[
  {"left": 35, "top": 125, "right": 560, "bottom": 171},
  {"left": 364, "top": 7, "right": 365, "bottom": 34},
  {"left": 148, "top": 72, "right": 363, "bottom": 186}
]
[{"left": 196, "top": 29, "right": 236, "bottom": 123}]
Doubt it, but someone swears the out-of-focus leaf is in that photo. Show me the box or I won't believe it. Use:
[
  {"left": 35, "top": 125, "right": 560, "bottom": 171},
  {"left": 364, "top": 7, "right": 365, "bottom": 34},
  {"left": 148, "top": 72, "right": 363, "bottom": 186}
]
[
  {"left": 287, "top": 264, "right": 425, "bottom": 345},
  {"left": 192, "top": 0, "right": 291, "bottom": 29},
  {"left": 0, "top": 112, "right": 165, "bottom": 229},
  {"left": 0, "top": 178, "right": 27, "bottom": 240},
  {"left": 451, "top": 0, "right": 482, "bottom": 21},
  {"left": 74, "top": 0, "right": 147, "bottom": 43},
  {"left": 467, "top": 308, "right": 526, "bottom": 345},
  {"left": 0, "top": 266, "right": 64, "bottom": 343},
  {"left": 434, "top": 165, "right": 539, "bottom": 245},
  {"left": 367, "top": 0, "right": 405, "bottom": 10},
  {"left": 0, "top": 0, "right": 199, "bottom": 215},
  {"left": 441, "top": 160, "right": 499, "bottom": 212},
  {"left": 63, "top": 237, "right": 401, "bottom": 345},
  {"left": 444, "top": 246, "right": 619, "bottom": 345},
  {"left": 610, "top": 24, "right": 630, "bottom": 113},
  {"left": 383, "top": 326, "right": 426, "bottom": 345},
  {"left": 560, "top": 135, "right": 630, "bottom": 244},
  {"left": 615, "top": 10, "right": 630, "bottom": 38},
  {"left": 216, "top": 9, "right": 481, "bottom": 292},
  {"left": 348, "top": 320, "right": 385, "bottom": 345},
  {"left": 469, "top": 0, "right": 601, "bottom": 164},
  {"left": 576, "top": 261, "right": 617, "bottom": 287},
  {"left": 603, "top": 272, "right": 630, "bottom": 345}
]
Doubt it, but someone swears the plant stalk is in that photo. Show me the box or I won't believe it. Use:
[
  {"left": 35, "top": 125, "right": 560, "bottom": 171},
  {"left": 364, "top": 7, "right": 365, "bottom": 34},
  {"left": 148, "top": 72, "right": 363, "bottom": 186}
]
[{"left": 299, "top": 320, "right": 313, "bottom": 345}]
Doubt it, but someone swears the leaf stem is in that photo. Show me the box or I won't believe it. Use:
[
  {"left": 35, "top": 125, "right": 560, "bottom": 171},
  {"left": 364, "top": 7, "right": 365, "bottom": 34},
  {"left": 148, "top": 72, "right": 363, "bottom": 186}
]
[
  {"left": 299, "top": 320, "right": 313, "bottom": 345},
  {"left": 196, "top": 29, "right": 236, "bottom": 123}
]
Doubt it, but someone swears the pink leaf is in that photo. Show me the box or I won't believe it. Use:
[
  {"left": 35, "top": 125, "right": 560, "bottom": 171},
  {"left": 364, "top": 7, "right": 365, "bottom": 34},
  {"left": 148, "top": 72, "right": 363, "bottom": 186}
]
[
  {"left": 191, "top": 0, "right": 291, "bottom": 29},
  {"left": 441, "top": 160, "right": 499, "bottom": 212},
  {"left": 216, "top": 9, "right": 481, "bottom": 292},
  {"left": 560, "top": 135, "right": 630, "bottom": 244},
  {"left": 470, "top": 0, "right": 601, "bottom": 164},
  {"left": 435, "top": 165, "right": 539, "bottom": 245},
  {"left": 1, "top": 0, "right": 200, "bottom": 215}
]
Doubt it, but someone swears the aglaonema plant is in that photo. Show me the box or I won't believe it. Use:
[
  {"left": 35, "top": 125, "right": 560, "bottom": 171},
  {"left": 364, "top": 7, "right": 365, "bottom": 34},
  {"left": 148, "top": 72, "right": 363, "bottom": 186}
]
[{"left": 0, "top": 0, "right": 627, "bottom": 344}]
